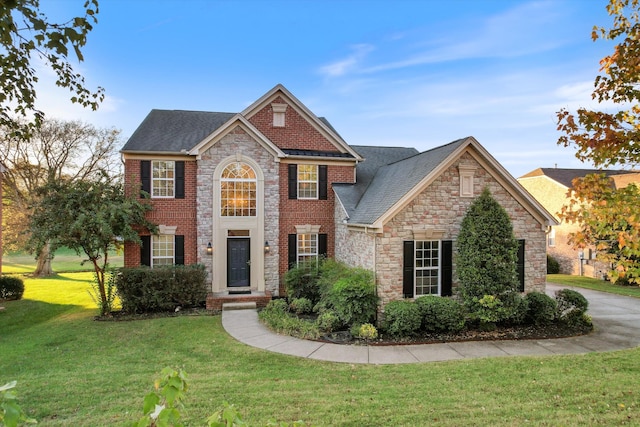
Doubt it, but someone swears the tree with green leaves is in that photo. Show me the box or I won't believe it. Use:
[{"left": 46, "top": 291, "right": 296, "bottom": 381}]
[
  {"left": 0, "top": 118, "right": 121, "bottom": 276},
  {"left": 0, "top": 0, "right": 104, "bottom": 139},
  {"left": 28, "top": 177, "right": 157, "bottom": 315},
  {"left": 457, "top": 187, "right": 520, "bottom": 325},
  {"left": 556, "top": 0, "right": 640, "bottom": 284}
]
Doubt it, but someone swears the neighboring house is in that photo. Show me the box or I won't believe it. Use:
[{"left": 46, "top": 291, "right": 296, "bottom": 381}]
[
  {"left": 121, "top": 84, "right": 557, "bottom": 310},
  {"left": 518, "top": 167, "right": 640, "bottom": 277}
]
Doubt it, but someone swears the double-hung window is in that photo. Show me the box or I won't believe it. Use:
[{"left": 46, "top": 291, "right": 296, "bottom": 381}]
[
  {"left": 152, "top": 235, "right": 175, "bottom": 266},
  {"left": 297, "top": 233, "right": 318, "bottom": 264},
  {"left": 152, "top": 161, "right": 175, "bottom": 198},
  {"left": 288, "top": 164, "right": 327, "bottom": 200},
  {"left": 140, "top": 160, "right": 185, "bottom": 199},
  {"left": 415, "top": 240, "right": 440, "bottom": 296},
  {"left": 297, "top": 165, "right": 318, "bottom": 199}
]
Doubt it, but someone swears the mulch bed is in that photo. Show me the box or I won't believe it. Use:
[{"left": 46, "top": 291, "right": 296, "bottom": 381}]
[{"left": 321, "top": 322, "right": 594, "bottom": 346}]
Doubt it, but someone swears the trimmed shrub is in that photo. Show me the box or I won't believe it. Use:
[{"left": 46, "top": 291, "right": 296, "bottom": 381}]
[
  {"left": 316, "top": 310, "right": 341, "bottom": 333},
  {"left": 555, "top": 288, "right": 589, "bottom": 325},
  {"left": 116, "top": 265, "right": 208, "bottom": 313},
  {"left": 260, "top": 299, "right": 320, "bottom": 339},
  {"left": 524, "top": 291, "right": 557, "bottom": 325},
  {"left": 0, "top": 276, "right": 25, "bottom": 300},
  {"left": 284, "top": 260, "right": 321, "bottom": 303},
  {"left": 457, "top": 188, "right": 519, "bottom": 303},
  {"left": 415, "top": 296, "right": 465, "bottom": 333},
  {"left": 351, "top": 323, "right": 378, "bottom": 340},
  {"left": 289, "top": 297, "right": 313, "bottom": 315},
  {"left": 502, "top": 292, "right": 529, "bottom": 325},
  {"left": 328, "top": 268, "right": 378, "bottom": 327},
  {"left": 547, "top": 254, "right": 560, "bottom": 274},
  {"left": 383, "top": 300, "right": 422, "bottom": 338}
]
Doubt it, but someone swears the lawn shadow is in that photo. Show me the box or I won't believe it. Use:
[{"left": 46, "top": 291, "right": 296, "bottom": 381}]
[{"left": 0, "top": 299, "right": 85, "bottom": 337}]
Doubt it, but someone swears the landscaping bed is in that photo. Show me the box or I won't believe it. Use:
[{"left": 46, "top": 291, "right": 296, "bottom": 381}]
[{"left": 320, "top": 320, "right": 593, "bottom": 346}]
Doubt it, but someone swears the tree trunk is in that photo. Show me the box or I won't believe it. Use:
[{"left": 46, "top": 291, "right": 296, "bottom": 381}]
[{"left": 34, "top": 242, "right": 53, "bottom": 277}]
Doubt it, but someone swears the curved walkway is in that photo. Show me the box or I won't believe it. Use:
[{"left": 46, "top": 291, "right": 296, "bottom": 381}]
[{"left": 221, "top": 283, "right": 640, "bottom": 364}]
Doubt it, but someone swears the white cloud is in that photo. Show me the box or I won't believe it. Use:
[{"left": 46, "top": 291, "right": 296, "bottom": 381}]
[{"left": 318, "top": 44, "right": 375, "bottom": 77}]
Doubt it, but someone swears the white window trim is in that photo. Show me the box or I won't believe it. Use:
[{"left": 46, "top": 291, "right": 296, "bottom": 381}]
[
  {"left": 152, "top": 160, "right": 175, "bottom": 199},
  {"left": 415, "top": 240, "right": 441, "bottom": 296},
  {"left": 297, "top": 233, "right": 318, "bottom": 265},
  {"left": 297, "top": 164, "right": 318, "bottom": 199},
  {"left": 151, "top": 235, "right": 175, "bottom": 267},
  {"left": 220, "top": 162, "right": 257, "bottom": 217}
]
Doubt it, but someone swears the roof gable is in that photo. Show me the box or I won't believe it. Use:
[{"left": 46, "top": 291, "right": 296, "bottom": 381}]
[
  {"left": 335, "top": 137, "right": 558, "bottom": 230},
  {"left": 242, "top": 84, "right": 363, "bottom": 161}
]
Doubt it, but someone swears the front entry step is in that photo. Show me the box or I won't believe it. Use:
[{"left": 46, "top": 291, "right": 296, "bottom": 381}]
[
  {"left": 222, "top": 302, "right": 257, "bottom": 311},
  {"left": 206, "top": 290, "right": 272, "bottom": 311}
]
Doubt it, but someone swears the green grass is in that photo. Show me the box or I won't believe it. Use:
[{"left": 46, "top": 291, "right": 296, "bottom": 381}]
[
  {"left": 548, "top": 274, "right": 640, "bottom": 299},
  {"left": 2, "top": 247, "right": 123, "bottom": 274},
  {"left": 1, "top": 275, "right": 640, "bottom": 425}
]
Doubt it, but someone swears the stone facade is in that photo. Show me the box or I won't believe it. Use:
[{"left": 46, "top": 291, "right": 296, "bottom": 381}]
[
  {"left": 196, "top": 126, "right": 281, "bottom": 294},
  {"left": 339, "top": 152, "right": 548, "bottom": 308},
  {"left": 334, "top": 201, "right": 375, "bottom": 271}
]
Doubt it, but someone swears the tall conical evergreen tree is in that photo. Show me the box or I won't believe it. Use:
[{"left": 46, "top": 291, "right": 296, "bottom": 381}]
[{"left": 457, "top": 187, "right": 519, "bottom": 303}]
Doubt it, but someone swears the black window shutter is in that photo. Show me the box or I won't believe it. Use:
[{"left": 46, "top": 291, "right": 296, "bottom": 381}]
[
  {"left": 517, "top": 239, "right": 525, "bottom": 292},
  {"left": 318, "top": 233, "right": 328, "bottom": 258},
  {"left": 140, "top": 160, "right": 151, "bottom": 197},
  {"left": 319, "top": 165, "right": 328, "bottom": 200},
  {"left": 140, "top": 235, "right": 151, "bottom": 266},
  {"left": 288, "top": 164, "right": 297, "bottom": 199},
  {"left": 175, "top": 235, "right": 185, "bottom": 265},
  {"left": 288, "top": 234, "right": 297, "bottom": 269},
  {"left": 175, "top": 161, "right": 185, "bottom": 199},
  {"left": 441, "top": 240, "right": 453, "bottom": 296},
  {"left": 403, "top": 241, "right": 415, "bottom": 298}
]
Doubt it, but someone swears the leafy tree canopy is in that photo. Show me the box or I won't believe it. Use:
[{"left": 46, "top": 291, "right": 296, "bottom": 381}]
[
  {"left": 28, "top": 177, "right": 157, "bottom": 315},
  {"left": 557, "top": 0, "right": 640, "bottom": 284},
  {"left": 0, "top": 0, "right": 104, "bottom": 139}
]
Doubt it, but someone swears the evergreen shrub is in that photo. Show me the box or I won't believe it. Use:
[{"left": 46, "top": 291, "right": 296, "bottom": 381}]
[
  {"left": 0, "top": 276, "right": 24, "bottom": 300},
  {"left": 415, "top": 296, "right": 466, "bottom": 333},
  {"left": 383, "top": 300, "right": 421, "bottom": 338}
]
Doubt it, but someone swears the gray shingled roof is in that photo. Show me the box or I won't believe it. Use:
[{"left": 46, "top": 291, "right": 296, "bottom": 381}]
[
  {"left": 519, "top": 167, "right": 634, "bottom": 188},
  {"left": 335, "top": 138, "right": 468, "bottom": 225},
  {"left": 121, "top": 110, "right": 236, "bottom": 153}
]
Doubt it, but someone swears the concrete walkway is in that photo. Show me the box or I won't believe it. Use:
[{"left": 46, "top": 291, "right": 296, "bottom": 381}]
[{"left": 221, "top": 283, "right": 640, "bottom": 364}]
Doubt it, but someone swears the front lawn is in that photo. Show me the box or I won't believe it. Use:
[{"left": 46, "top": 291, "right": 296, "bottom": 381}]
[
  {"left": 1, "top": 273, "right": 639, "bottom": 425},
  {"left": 548, "top": 274, "right": 640, "bottom": 299},
  {"left": 2, "top": 247, "right": 123, "bottom": 274}
]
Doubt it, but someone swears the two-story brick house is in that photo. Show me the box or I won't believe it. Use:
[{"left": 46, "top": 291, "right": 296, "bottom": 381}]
[{"left": 121, "top": 84, "right": 557, "bottom": 309}]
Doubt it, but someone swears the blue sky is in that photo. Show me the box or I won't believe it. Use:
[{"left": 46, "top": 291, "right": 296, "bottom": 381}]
[{"left": 38, "top": 0, "right": 615, "bottom": 178}]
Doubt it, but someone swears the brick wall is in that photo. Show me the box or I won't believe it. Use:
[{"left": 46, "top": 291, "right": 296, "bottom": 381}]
[
  {"left": 248, "top": 96, "right": 341, "bottom": 152},
  {"left": 123, "top": 158, "right": 198, "bottom": 267},
  {"left": 278, "top": 163, "right": 355, "bottom": 293}
]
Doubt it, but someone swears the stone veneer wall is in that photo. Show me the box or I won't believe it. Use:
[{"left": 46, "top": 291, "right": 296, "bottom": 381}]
[
  {"left": 196, "top": 126, "right": 280, "bottom": 293},
  {"left": 375, "top": 152, "right": 547, "bottom": 308},
  {"left": 334, "top": 201, "right": 375, "bottom": 271}
]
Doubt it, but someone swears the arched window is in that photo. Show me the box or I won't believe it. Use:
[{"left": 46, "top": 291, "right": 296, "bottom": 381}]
[{"left": 220, "top": 162, "right": 257, "bottom": 216}]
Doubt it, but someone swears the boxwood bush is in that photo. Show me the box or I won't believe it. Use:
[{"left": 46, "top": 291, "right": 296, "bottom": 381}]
[
  {"left": 383, "top": 300, "right": 422, "bottom": 338},
  {"left": 524, "top": 291, "right": 557, "bottom": 325},
  {"left": 415, "top": 296, "right": 466, "bottom": 333},
  {"left": 0, "top": 276, "right": 24, "bottom": 300},
  {"left": 555, "top": 288, "right": 589, "bottom": 325},
  {"left": 116, "top": 264, "right": 208, "bottom": 313}
]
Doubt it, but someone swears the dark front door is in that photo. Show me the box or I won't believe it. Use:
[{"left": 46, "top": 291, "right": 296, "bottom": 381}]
[{"left": 227, "top": 238, "right": 250, "bottom": 287}]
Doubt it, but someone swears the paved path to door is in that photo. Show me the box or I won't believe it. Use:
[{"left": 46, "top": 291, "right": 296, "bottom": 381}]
[{"left": 221, "top": 283, "right": 640, "bottom": 364}]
